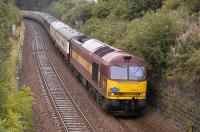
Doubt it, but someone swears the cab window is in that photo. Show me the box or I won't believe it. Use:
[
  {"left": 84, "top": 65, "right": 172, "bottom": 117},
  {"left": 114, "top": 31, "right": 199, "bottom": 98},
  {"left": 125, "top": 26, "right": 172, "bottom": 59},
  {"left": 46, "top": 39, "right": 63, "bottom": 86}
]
[
  {"left": 111, "top": 66, "right": 128, "bottom": 80},
  {"left": 129, "top": 67, "right": 145, "bottom": 80},
  {"left": 110, "top": 66, "right": 145, "bottom": 81}
]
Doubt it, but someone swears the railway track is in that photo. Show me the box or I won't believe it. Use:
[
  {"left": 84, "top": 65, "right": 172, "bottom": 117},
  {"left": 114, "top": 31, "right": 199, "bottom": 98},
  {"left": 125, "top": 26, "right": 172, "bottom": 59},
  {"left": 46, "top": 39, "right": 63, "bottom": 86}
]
[{"left": 29, "top": 21, "right": 95, "bottom": 132}]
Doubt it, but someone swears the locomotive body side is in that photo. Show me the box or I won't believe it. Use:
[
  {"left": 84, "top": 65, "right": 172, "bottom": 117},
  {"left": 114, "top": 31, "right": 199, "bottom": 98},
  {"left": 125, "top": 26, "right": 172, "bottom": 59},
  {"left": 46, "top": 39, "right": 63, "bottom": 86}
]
[{"left": 70, "top": 38, "right": 107, "bottom": 96}]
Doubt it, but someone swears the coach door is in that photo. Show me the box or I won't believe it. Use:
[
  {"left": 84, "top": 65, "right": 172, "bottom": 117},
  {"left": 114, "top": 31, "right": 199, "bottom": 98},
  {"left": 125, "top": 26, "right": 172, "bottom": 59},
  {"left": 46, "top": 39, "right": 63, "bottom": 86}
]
[{"left": 92, "top": 61, "right": 99, "bottom": 86}]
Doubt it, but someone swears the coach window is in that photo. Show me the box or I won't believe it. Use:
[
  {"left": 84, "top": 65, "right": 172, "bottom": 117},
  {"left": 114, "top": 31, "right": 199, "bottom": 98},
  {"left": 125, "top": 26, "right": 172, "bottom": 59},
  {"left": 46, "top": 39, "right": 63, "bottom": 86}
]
[
  {"left": 56, "top": 33, "right": 60, "bottom": 42},
  {"left": 62, "top": 39, "right": 64, "bottom": 47}
]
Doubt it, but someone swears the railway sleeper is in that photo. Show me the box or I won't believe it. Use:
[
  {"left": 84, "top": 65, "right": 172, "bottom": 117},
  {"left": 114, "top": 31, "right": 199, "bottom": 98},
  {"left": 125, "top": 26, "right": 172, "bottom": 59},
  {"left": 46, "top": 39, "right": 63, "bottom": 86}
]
[
  {"left": 60, "top": 112, "right": 78, "bottom": 115},
  {"left": 64, "top": 120, "right": 85, "bottom": 123},
  {"left": 62, "top": 117, "right": 82, "bottom": 121},
  {"left": 67, "top": 127, "right": 89, "bottom": 130},
  {"left": 55, "top": 101, "right": 72, "bottom": 104},
  {"left": 56, "top": 105, "right": 74, "bottom": 108},
  {"left": 55, "top": 100, "right": 73, "bottom": 104},
  {"left": 60, "top": 110, "right": 78, "bottom": 113},
  {"left": 65, "top": 122, "right": 86, "bottom": 125},
  {"left": 60, "top": 112, "right": 79, "bottom": 115},
  {"left": 67, "top": 126, "right": 89, "bottom": 130},
  {"left": 62, "top": 115, "right": 80, "bottom": 118},
  {"left": 59, "top": 108, "right": 77, "bottom": 111}
]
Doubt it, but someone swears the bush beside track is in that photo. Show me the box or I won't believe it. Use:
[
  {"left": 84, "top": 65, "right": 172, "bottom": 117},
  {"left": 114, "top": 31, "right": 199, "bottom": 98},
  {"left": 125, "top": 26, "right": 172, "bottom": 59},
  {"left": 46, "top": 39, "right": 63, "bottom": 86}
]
[{"left": 0, "top": 1, "right": 34, "bottom": 131}]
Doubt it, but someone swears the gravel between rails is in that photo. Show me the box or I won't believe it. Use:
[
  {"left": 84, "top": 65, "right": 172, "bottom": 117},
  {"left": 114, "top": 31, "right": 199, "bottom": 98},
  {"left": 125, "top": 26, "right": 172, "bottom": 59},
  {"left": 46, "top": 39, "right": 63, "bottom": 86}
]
[
  {"left": 20, "top": 20, "right": 60, "bottom": 132},
  {"left": 21, "top": 19, "right": 183, "bottom": 132},
  {"left": 30, "top": 20, "right": 95, "bottom": 132}
]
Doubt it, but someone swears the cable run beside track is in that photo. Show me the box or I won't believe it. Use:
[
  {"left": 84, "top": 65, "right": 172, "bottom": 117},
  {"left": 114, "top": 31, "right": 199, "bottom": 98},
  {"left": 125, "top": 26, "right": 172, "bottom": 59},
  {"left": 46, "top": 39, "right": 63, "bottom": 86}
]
[{"left": 29, "top": 21, "right": 95, "bottom": 132}]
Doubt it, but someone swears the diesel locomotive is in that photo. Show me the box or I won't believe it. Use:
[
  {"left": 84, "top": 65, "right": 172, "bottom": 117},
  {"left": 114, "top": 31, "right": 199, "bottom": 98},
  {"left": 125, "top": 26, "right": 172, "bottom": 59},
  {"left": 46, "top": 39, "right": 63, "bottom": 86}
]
[{"left": 22, "top": 11, "right": 147, "bottom": 115}]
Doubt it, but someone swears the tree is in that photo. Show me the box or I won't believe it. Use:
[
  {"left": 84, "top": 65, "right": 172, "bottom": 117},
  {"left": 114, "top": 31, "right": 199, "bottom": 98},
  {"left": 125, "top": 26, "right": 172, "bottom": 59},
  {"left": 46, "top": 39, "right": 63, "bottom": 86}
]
[
  {"left": 118, "top": 10, "right": 180, "bottom": 74},
  {"left": 92, "top": 1, "right": 111, "bottom": 19},
  {"left": 62, "top": 2, "right": 92, "bottom": 26},
  {"left": 15, "top": 0, "right": 55, "bottom": 10},
  {"left": 111, "top": 0, "right": 163, "bottom": 20}
]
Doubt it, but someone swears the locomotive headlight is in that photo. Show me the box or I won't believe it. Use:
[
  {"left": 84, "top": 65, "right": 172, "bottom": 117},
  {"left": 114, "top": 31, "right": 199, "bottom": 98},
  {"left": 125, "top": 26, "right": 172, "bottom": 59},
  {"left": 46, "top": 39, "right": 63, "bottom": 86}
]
[
  {"left": 110, "top": 87, "right": 119, "bottom": 93},
  {"left": 110, "top": 93, "right": 116, "bottom": 96},
  {"left": 140, "top": 93, "right": 146, "bottom": 96},
  {"left": 109, "top": 87, "right": 119, "bottom": 96}
]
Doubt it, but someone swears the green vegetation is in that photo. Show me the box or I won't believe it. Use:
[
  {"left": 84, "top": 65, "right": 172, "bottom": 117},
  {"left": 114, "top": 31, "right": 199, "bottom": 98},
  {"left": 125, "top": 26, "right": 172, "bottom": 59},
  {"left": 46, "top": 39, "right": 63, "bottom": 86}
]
[
  {"left": 0, "top": 87, "right": 34, "bottom": 132},
  {"left": 46, "top": 0, "right": 200, "bottom": 91},
  {"left": 46, "top": 0, "right": 92, "bottom": 27},
  {"left": 169, "top": 32, "right": 200, "bottom": 90},
  {"left": 164, "top": 0, "right": 200, "bottom": 13},
  {"left": 117, "top": 11, "right": 181, "bottom": 75},
  {"left": 0, "top": 0, "right": 21, "bottom": 60},
  {"left": 0, "top": 1, "right": 34, "bottom": 131},
  {"left": 15, "top": 0, "right": 55, "bottom": 10}
]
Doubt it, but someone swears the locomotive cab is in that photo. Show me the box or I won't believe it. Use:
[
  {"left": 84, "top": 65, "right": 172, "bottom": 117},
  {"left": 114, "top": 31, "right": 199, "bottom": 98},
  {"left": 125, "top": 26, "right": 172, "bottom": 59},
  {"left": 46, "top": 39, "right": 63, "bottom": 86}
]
[
  {"left": 102, "top": 54, "right": 147, "bottom": 114},
  {"left": 107, "top": 65, "right": 147, "bottom": 99}
]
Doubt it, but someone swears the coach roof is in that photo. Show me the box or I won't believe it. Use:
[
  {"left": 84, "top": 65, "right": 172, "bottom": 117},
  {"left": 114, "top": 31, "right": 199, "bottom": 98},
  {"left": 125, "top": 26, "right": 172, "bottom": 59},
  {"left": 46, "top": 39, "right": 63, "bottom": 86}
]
[
  {"left": 45, "top": 16, "right": 58, "bottom": 25},
  {"left": 51, "top": 21, "right": 69, "bottom": 30},
  {"left": 57, "top": 27, "right": 83, "bottom": 40}
]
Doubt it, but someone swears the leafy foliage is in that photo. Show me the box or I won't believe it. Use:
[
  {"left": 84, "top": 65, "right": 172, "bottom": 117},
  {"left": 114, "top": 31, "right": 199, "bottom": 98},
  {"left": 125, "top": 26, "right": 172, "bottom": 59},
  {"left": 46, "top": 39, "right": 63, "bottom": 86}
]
[
  {"left": 164, "top": 0, "right": 184, "bottom": 9},
  {"left": 15, "top": 0, "right": 55, "bottom": 10},
  {"left": 62, "top": 2, "right": 92, "bottom": 27},
  {"left": 0, "top": 0, "right": 21, "bottom": 61},
  {"left": 2, "top": 87, "right": 34, "bottom": 131},
  {"left": 0, "top": 63, "right": 10, "bottom": 114},
  {"left": 0, "top": 1, "right": 10, "bottom": 40},
  {"left": 168, "top": 33, "right": 200, "bottom": 89},
  {"left": 46, "top": 0, "right": 93, "bottom": 27},
  {"left": 0, "top": 1, "right": 34, "bottom": 131},
  {"left": 188, "top": 0, "right": 200, "bottom": 14},
  {"left": 118, "top": 11, "right": 181, "bottom": 75},
  {"left": 46, "top": 0, "right": 163, "bottom": 27},
  {"left": 0, "top": 41, "right": 11, "bottom": 61},
  {"left": 185, "top": 50, "right": 200, "bottom": 84},
  {"left": 92, "top": 1, "right": 111, "bottom": 19},
  {"left": 46, "top": 0, "right": 76, "bottom": 19},
  {"left": 111, "top": 0, "right": 163, "bottom": 20},
  {"left": 81, "top": 18, "right": 128, "bottom": 45},
  {"left": 164, "top": 0, "right": 200, "bottom": 14}
]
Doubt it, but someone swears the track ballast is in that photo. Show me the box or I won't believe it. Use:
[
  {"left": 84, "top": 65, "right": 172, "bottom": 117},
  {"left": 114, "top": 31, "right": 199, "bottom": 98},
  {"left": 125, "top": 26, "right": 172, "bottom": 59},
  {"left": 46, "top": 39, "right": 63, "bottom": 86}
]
[{"left": 29, "top": 22, "right": 95, "bottom": 132}]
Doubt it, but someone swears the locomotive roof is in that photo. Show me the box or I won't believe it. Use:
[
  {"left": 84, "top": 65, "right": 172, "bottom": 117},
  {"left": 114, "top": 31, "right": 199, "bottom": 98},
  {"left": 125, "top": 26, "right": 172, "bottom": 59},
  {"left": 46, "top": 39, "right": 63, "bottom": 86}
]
[
  {"left": 82, "top": 39, "right": 106, "bottom": 52},
  {"left": 80, "top": 39, "right": 123, "bottom": 61},
  {"left": 102, "top": 51, "right": 137, "bottom": 63},
  {"left": 73, "top": 38, "right": 140, "bottom": 63}
]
